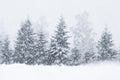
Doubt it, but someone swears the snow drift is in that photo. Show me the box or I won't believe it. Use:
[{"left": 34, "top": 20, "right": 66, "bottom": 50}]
[{"left": 0, "top": 62, "right": 120, "bottom": 80}]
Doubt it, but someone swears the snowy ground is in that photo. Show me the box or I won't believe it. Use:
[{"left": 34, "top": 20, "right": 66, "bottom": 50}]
[{"left": 0, "top": 62, "right": 120, "bottom": 80}]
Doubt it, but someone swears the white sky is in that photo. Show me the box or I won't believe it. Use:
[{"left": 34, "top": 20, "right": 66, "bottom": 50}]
[{"left": 0, "top": 0, "right": 120, "bottom": 48}]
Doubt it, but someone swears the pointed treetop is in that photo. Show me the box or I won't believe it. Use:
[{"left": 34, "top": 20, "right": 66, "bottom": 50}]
[
  {"left": 57, "top": 16, "right": 66, "bottom": 28},
  {"left": 21, "top": 19, "right": 32, "bottom": 28}
]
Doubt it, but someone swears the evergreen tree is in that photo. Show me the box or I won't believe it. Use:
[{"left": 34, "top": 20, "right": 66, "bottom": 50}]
[
  {"left": 69, "top": 48, "right": 81, "bottom": 65},
  {"left": 46, "top": 39, "right": 57, "bottom": 65},
  {"left": 0, "top": 40, "right": 3, "bottom": 64},
  {"left": 83, "top": 52, "right": 94, "bottom": 63},
  {"left": 97, "top": 27, "right": 116, "bottom": 61},
  {"left": 49, "top": 17, "right": 70, "bottom": 65},
  {"left": 1, "top": 37, "right": 13, "bottom": 64},
  {"left": 14, "top": 19, "right": 36, "bottom": 65},
  {"left": 35, "top": 31, "right": 47, "bottom": 65}
]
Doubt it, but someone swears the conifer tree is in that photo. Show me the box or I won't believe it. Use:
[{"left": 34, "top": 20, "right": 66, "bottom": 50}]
[
  {"left": 1, "top": 37, "right": 13, "bottom": 64},
  {"left": 35, "top": 31, "right": 47, "bottom": 65},
  {"left": 45, "top": 39, "right": 56, "bottom": 65},
  {"left": 14, "top": 19, "right": 35, "bottom": 64},
  {"left": 49, "top": 17, "right": 70, "bottom": 65},
  {"left": 97, "top": 27, "right": 116, "bottom": 60},
  {"left": 70, "top": 48, "right": 81, "bottom": 65}
]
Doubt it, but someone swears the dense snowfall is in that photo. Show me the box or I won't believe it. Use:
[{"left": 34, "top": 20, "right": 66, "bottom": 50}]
[
  {"left": 0, "top": 16, "right": 119, "bottom": 66},
  {"left": 0, "top": 0, "right": 120, "bottom": 80}
]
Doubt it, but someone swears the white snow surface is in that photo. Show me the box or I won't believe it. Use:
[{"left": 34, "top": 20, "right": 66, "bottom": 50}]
[{"left": 0, "top": 62, "right": 120, "bottom": 80}]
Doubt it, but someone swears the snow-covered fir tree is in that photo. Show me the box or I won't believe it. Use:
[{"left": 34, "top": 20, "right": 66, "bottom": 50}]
[
  {"left": 35, "top": 31, "right": 48, "bottom": 65},
  {"left": 0, "top": 39, "right": 3, "bottom": 64},
  {"left": 46, "top": 39, "right": 57, "bottom": 65},
  {"left": 1, "top": 37, "right": 13, "bottom": 64},
  {"left": 83, "top": 52, "right": 94, "bottom": 63},
  {"left": 69, "top": 47, "right": 81, "bottom": 65},
  {"left": 14, "top": 19, "right": 36, "bottom": 65},
  {"left": 48, "top": 17, "right": 70, "bottom": 65},
  {"left": 97, "top": 27, "right": 116, "bottom": 61}
]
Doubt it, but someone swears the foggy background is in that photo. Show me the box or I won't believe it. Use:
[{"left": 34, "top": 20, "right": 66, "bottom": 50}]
[{"left": 0, "top": 0, "right": 120, "bottom": 49}]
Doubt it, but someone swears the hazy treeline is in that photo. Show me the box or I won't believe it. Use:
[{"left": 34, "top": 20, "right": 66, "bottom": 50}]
[{"left": 0, "top": 14, "right": 119, "bottom": 66}]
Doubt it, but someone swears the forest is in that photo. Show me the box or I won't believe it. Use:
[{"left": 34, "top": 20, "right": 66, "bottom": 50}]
[{"left": 0, "top": 14, "right": 119, "bottom": 66}]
